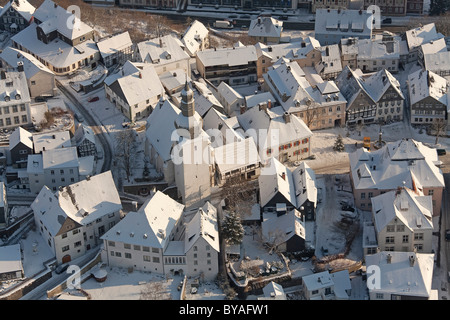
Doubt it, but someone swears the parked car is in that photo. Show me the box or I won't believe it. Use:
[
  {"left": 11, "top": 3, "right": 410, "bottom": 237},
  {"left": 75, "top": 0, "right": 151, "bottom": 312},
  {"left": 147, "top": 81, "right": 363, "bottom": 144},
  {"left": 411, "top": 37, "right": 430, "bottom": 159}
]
[
  {"left": 35, "top": 96, "right": 47, "bottom": 103},
  {"left": 88, "top": 96, "right": 99, "bottom": 102},
  {"left": 437, "top": 149, "right": 446, "bottom": 156},
  {"left": 74, "top": 112, "right": 84, "bottom": 122},
  {"left": 55, "top": 263, "right": 69, "bottom": 274},
  {"left": 382, "top": 18, "right": 392, "bottom": 24}
]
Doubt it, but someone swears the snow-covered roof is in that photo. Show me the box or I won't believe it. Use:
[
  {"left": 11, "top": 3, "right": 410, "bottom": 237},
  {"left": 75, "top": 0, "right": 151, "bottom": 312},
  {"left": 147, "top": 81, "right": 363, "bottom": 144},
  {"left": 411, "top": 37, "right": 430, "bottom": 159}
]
[
  {"left": 73, "top": 124, "right": 96, "bottom": 147},
  {"left": 362, "top": 68, "right": 404, "bottom": 103},
  {"left": 182, "top": 20, "right": 209, "bottom": 56},
  {"left": 255, "top": 37, "right": 320, "bottom": 63},
  {"left": 349, "top": 139, "right": 445, "bottom": 190},
  {"left": 214, "top": 137, "right": 260, "bottom": 174},
  {"left": 31, "top": 171, "right": 121, "bottom": 236},
  {"left": 420, "top": 37, "right": 447, "bottom": 55},
  {"left": 196, "top": 45, "right": 257, "bottom": 68},
  {"left": 407, "top": 69, "right": 448, "bottom": 107},
  {"left": 97, "top": 31, "right": 132, "bottom": 60},
  {"left": 32, "top": 130, "right": 71, "bottom": 153},
  {"left": 9, "top": 126, "right": 33, "bottom": 150},
  {"left": 203, "top": 108, "right": 243, "bottom": 147},
  {"left": 330, "top": 270, "right": 352, "bottom": 299},
  {"left": 0, "top": 47, "right": 53, "bottom": 80},
  {"left": 262, "top": 208, "right": 305, "bottom": 247},
  {"left": 57, "top": 171, "right": 121, "bottom": 226},
  {"left": 101, "top": 191, "right": 184, "bottom": 249},
  {"left": 245, "top": 92, "right": 276, "bottom": 110},
  {"left": 365, "top": 251, "right": 434, "bottom": 298},
  {"left": 315, "top": 44, "right": 342, "bottom": 75},
  {"left": 356, "top": 38, "right": 400, "bottom": 60},
  {"left": 78, "top": 155, "right": 95, "bottom": 177},
  {"left": 184, "top": 202, "right": 219, "bottom": 253},
  {"left": 248, "top": 16, "right": 283, "bottom": 39},
  {"left": 292, "top": 162, "right": 317, "bottom": 208},
  {"left": 0, "top": 0, "right": 35, "bottom": 22},
  {"left": 405, "top": 23, "right": 444, "bottom": 51},
  {"left": 0, "top": 70, "right": 30, "bottom": 107},
  {"left": 261, "top": 281, "right": 286, "bottom": 300},
  {"left": 315, "top": 9, "right": 373, "bottom": 39},
  {"left": 145, "top": 98, "right": 181, "bottom": 162},
  {"left": 12, "top": 23, "right": 98, "bottom": 69},
  {"left": 137, "top": 34, "right": 189, "bottom": 65},
  {"left": 259, "top": 157, "right": 297, "bottom": 208},
  {"left": 27, "top": 154, "right": 43, "bottom": 174},
  {"left": 371, "top": 187, "right": 433, "bottom": 234},
  {"left": 42, "top": 146, "right": 79, "bottom": 169},
  {"left": 105, "top": 61, "right": 164, "bottom": 107},
  {"left": 32, "top": 0, "right": 93, "bottom": 41},
  {"left": 302, "top": 270, "right": 334, "bottom": 291},
  {"left": 217, "top": 81, "right": 244, "bottom": 105},
  {"left": 0, "top": 244, "right": 23, "bottom": 275},
  {"left": 424, "top": 51, "right": 450, "bottom": 74},
  {"left": 159, "top": 68, "right": 189, "bottom": 94},
  {"left": 237, "top": 104, "right": 312, "bottom": 152}
]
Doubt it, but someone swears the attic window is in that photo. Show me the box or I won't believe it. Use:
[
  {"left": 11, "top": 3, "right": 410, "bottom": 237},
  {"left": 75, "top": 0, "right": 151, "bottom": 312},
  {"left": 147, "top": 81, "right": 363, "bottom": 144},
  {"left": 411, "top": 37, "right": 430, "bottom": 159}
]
[{"left": 188, "top": 234, "right": 195, "bottom": 242}]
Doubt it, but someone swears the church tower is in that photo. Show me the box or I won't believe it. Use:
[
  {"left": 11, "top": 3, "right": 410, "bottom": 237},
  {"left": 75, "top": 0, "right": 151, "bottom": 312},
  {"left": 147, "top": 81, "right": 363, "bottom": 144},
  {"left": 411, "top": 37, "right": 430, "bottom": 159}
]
[{"left": 175, "top": 82, "right": 203, "bottom": 140}]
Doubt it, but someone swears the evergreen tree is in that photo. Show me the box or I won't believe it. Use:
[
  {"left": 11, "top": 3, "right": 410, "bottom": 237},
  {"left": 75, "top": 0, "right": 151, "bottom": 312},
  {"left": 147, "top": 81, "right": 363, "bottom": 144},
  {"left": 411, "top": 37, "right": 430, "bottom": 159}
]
[
  {"left": 430, "top": 0, "right": 447, "bottom": 15},
  {"left": 221, "top": 211, "right": 244, "bottom": 246},
  {"left": 333, "top": 134, "right": 345, "bottom": 152}
]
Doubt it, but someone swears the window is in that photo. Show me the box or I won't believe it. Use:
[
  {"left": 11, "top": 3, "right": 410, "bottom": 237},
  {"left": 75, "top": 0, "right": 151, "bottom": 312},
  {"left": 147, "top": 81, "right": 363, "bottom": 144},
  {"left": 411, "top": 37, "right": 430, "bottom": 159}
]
[
  {"left": 108, "top": 241, "right": 115, "bottom": 247},
  {"left": 125, "top": 253, "right": 132, "bottom": 259},
  {"left": 428, "top": 190, "right": 434, "bottom": 196},
  {"left": 124, "top": 243, "right": 131, "bottom": 249},
  {"left": 385, "top": 236, "right": 395, "bottom": 244},
  {"left": 386, "top": 225, "right": 395, "bottom": 232},
  {"left": 73, "top": 229, "right": 79, "bottom": 235},
  {"left": 414, "top": 233, "right": 423, "bottom": 241},
  {"left": 134, "top": 245, "right": 141, "bottom": 251},
  {"left": 152, "top": 257, "right": 160, "bottom": 263},
  {"left": 152, "top": 247, "right": 159, "bottom": 253},
  {"left": 143, "top": 246, "right": 150, "bottom": 252},
  {"left": 376, "top": 293, "right": 384, "bottom": 299},
  {"left": 21, "top": 115, "right": 27, "bottom": 123},
  {"left": 312, "top": 290, "right": 319, "bottom": 295},
  {"left": 115, "top": 252, "right": 121, "bottom": 257},
  {"left": 62, "top": 233, "right": 67, "bottom": 239},
  {"left": 396, "top": 225, "right": 404, "bottom": 232},
  {"left": 143, "top": 255, "right": 151, "bottom": 262},
  {"left": 62, "top": 245, "right": 70, "bottom": 252},
  {"left": 361, "top": 192, "right": 366, "bottom": 199},
  {"left": 74, "top": 241, "right": 82, "bottom": 247},
  {"left": 402, "top": 235, "right": 409, "bottom": 243}
]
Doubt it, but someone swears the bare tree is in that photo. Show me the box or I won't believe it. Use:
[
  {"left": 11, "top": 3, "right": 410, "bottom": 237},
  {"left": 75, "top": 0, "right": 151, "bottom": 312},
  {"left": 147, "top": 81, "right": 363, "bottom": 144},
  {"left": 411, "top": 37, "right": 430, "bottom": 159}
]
[
  {"left": 115, "top": 129, "right": 137, "bottom": 183},
  {"left": 303, "top": 100, "right": 319, "bottom": 128},
  {"left": 431, "top": 119, "right": 448, "bottom": 145}
]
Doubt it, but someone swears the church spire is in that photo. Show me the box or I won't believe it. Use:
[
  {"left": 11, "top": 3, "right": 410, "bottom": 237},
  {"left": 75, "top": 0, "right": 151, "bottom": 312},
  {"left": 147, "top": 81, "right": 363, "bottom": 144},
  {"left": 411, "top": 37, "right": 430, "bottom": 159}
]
[{"left": 181, "top": 81, "right": 195, "bottom": 117}]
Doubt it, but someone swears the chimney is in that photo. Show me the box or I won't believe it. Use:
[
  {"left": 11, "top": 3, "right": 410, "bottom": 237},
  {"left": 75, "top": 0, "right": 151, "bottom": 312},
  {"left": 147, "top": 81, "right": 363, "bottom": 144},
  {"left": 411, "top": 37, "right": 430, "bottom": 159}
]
[
  {"left": 240, "top": 105, "right": 247, "bottom": 114},
  {"left": 17, "top": 61, "right": 24, "bottom": 73},
  {"left": 283, "top": 112, "right": 290, "bottom": 123},
  {"left": 386, "top": 253, "right": 392, "bottom": 264},
  {"left": 159, "top": 37, "right": 163, "bottom": 48},
  {"left": 54, "top": 2, "right": 57, "bottom": 8},
  {"left": 258, "top": 103, "right": 267, "bottom": 112},
  {"left": 268, "top": 99, "right": 272, "bottom": 109},
  {"left": 258, "top": 17, "right": 261, "bottom": 25},
  {"left": 132, "top": 201, "right": 138, "bottom": 211},
  {"left": 281, "top": 172, "right": 286, "bottom": 180},
  {"left": 0, "top": 70, "right": 6, "bottom": 80},
  {"left": 409, "top": 255, "right": 415, "bottom": 267},
  {"left": 139, "top": 72, "right": 142, "bottom": 79}
]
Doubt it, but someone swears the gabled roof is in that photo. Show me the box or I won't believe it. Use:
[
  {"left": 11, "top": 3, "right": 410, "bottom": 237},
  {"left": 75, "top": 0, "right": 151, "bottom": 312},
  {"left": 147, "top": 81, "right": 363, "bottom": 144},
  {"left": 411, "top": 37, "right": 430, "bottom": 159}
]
[
  {"left": 105, "top": 62, "right": 164, "bottom": 107},
  {"left": 74, "top": 124, "right": 96, "bottom": 146},
  {"left": 237, "top": 104, "right": 312, "bottom": 151},
  {"left": 97, "top": 31, "right": 132, "bottom": 60},
  {"left": 262, "top": 208, "right": 305, "bottom": 246},
  {"left": 0, "top": 47, "right": 53, "bottom": 78},
  {"left": 372, "top": 187, "right": 433, "bottom": 234},
  {"left": 137, "top": 34, "right": 189, "bottom": 65},
  {"left": 259, "top": 157, "right": 297, "bottom": 208},
  {"left": 248, "top": 16, "right": 283, "bottom": 39},
  {"left": 146, "top": 98, "right": 181, "bottom": 162},
  {"left": 314, "top": 9, "right": 373, "bottom": 38},
  {"left": 0, "top": 244, "right": 23, "bottom": 274},
  {"left": 57, "top": 171, "right": 122, "bottom": 226},
  {"left": 184, "top": 202, "right": 219, "bottom": 253},
  {"left": 182, "top": 20, "right": 209, "bottom": 56},
  {"left": 362, "top": 68, "right": 404, "bottom": 103},
  {"left": 32, "top": 0, "right": 93, "bottom": 40},
  {"left": 349, "top": 139, "right": 445, "bottom": 190},
  {"left": 255, "top": 37, "right": 320, "bottom": 63},
  {"left": 292, "top": 161, "right": 317, "bottom": 208},
  {"left": 101, "top": 191, "right": 184, "bottom": 249},
  {"left": 405, "top": 23, "right": 444, "bottom": 51},
  {"left": 424, "top": 50, "right": 450, "bottom": 74},
  {"left": 9, "top": 126, "right": 33, "bottom": 150},
  {"left": 0, "top": 0, "right": 35, "bottom": 22},
  {"left": 407, "top": 69, "right": 448, "bottom": 106}
]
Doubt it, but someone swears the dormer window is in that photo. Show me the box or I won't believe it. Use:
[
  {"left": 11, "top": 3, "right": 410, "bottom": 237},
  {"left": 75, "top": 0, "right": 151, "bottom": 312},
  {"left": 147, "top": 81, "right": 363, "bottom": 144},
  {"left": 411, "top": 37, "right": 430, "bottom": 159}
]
[
  {"left": 15, "top": 94, "right": 21, "bottom": 100},
  {"left": 4, "top": 95, "right": 10, "bottom": 102}
]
